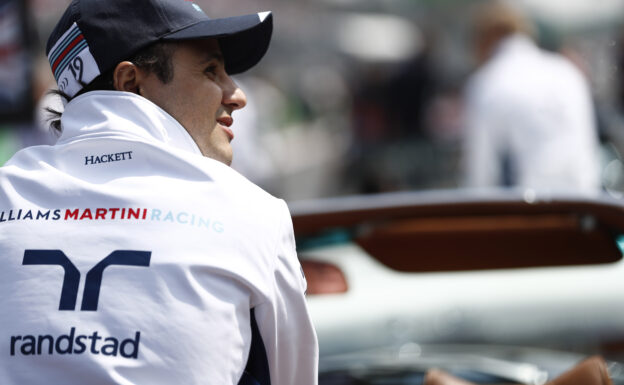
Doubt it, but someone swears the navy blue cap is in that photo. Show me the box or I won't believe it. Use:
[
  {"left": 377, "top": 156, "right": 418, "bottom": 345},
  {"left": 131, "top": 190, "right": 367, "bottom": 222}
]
[{"left": 46, "top": 0, "right": 273, "bottom": 98}]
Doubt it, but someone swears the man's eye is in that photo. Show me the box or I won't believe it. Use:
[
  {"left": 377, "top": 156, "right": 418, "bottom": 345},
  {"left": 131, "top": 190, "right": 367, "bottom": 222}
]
[{"left": 204, "top": 65, "right": 218, "bottom": 75}]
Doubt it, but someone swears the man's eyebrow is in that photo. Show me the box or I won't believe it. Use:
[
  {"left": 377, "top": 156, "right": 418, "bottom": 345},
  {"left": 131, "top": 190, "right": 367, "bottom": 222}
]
[{"left": 200, "top": 52, "right": 224, "bottom": 63}]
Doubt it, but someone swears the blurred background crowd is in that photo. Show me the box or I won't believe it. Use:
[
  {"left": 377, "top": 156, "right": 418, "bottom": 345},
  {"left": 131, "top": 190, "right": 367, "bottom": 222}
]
[{"left": 5, "top": 0, "right": 624, "bottom": 202}]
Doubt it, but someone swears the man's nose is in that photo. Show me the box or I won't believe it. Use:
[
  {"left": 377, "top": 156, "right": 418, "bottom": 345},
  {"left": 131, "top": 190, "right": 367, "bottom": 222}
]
[{"left": 222, "top": 76, "right": 247, "bottom": 111}]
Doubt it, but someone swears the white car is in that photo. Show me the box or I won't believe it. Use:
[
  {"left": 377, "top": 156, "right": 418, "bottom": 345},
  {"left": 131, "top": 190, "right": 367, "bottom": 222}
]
[{"left": 289, "top": 189, "right": 624, "bottom": 384}]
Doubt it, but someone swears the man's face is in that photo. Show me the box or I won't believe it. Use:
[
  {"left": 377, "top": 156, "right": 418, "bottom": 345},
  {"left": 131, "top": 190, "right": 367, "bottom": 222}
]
[{"left": 138, "top": 39, "right": 247, "bottom": 165}]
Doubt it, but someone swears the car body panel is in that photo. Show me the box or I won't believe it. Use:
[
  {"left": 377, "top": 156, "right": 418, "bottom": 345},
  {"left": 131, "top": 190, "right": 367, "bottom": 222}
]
[{"left": 290, "top": 190, "right": 624, "bottom": 358}]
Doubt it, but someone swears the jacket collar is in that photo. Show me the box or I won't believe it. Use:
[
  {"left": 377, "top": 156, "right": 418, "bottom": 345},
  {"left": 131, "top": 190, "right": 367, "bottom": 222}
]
[
  {"left": 494, "top": 34, "right": 537, "bottom": 57},
  {"left": 57, "top": 91, "right": 202, "bottom": 156}
]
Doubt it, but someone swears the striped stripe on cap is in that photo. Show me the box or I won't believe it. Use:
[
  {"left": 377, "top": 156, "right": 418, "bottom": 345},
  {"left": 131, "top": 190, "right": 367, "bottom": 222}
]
[{"left": 47, "top": 22, "right": 100, "bottom": 98}]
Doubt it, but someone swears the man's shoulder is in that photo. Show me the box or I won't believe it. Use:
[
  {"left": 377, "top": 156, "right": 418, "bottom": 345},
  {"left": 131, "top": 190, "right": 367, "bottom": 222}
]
[
  {"left": 4, "top": 141, "right": 283, "bottom": 209},
  {"left": 540, "top": 50, "right": 586, "bottom": 81},
  {"left": 197, "top": 155, "right": 275, "bottom": 198},
  {"left": 191, "top": 155, "right": 288, "bottom": 217}
]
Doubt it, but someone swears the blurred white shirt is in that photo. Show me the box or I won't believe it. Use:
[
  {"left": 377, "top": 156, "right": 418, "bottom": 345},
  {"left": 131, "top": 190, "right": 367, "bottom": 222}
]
[{"left": 462, "top": 34, "right": 601, "bottom": 193}]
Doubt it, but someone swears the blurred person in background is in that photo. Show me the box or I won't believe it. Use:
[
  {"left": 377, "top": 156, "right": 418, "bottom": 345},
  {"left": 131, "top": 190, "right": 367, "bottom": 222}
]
[
  {"left": 0, "top": 0, "right": 56, "bottom": 162},
  {"left": 462, "top": 0, "right": 601, "bottom": 193}
]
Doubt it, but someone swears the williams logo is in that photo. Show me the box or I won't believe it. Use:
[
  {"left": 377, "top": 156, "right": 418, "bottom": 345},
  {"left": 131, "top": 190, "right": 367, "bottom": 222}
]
[
  {"left": 22, "top": 249, "right": 151, "bottom": 311},
  {"left": 11, "top": 249, "right": 152, "bottom": 360},
  {"left": 0, "top": 207, "right": 226, "bottom": 233}
]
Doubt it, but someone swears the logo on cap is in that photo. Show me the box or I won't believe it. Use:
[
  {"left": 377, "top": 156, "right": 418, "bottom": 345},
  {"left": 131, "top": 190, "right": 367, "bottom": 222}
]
[
  {"left": 182, "top": 0, "right": 203, "bottom": 13},
  {"left": 47, "top": 22, "right": 100, "bottom": 98}
]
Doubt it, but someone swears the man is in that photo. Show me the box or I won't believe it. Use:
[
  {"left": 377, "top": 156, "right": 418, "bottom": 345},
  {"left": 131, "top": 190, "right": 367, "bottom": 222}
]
[
  {"left": 462, "top": 0, "right": 601, "bottom": 193},
  {"left": 0, "top": 1, "right": 318, "bottom": 384}
]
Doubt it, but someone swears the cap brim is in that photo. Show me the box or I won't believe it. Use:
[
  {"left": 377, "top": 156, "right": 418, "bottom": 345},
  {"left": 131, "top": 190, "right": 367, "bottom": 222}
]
[{"left": 163, "top": 12, "right": 273, "bottom": 75}]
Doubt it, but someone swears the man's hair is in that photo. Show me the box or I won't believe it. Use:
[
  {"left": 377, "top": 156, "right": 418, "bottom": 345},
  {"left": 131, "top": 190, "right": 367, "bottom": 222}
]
[
  {"left": 473, "top": 0, "right": 535, "bottom": 41},
  {"left": 47, "top": 41, "right": 176, "bottom": 133}
]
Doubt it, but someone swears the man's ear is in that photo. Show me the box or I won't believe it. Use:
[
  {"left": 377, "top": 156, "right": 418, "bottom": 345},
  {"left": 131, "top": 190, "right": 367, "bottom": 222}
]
[{"left": 113, "top": 61, "right": 143, "bottom": 93}]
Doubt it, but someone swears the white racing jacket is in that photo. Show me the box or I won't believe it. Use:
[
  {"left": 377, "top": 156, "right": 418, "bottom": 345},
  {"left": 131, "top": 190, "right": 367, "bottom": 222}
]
[{"left": 0, "top": 91, "right": 318, "bottom": 385}]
